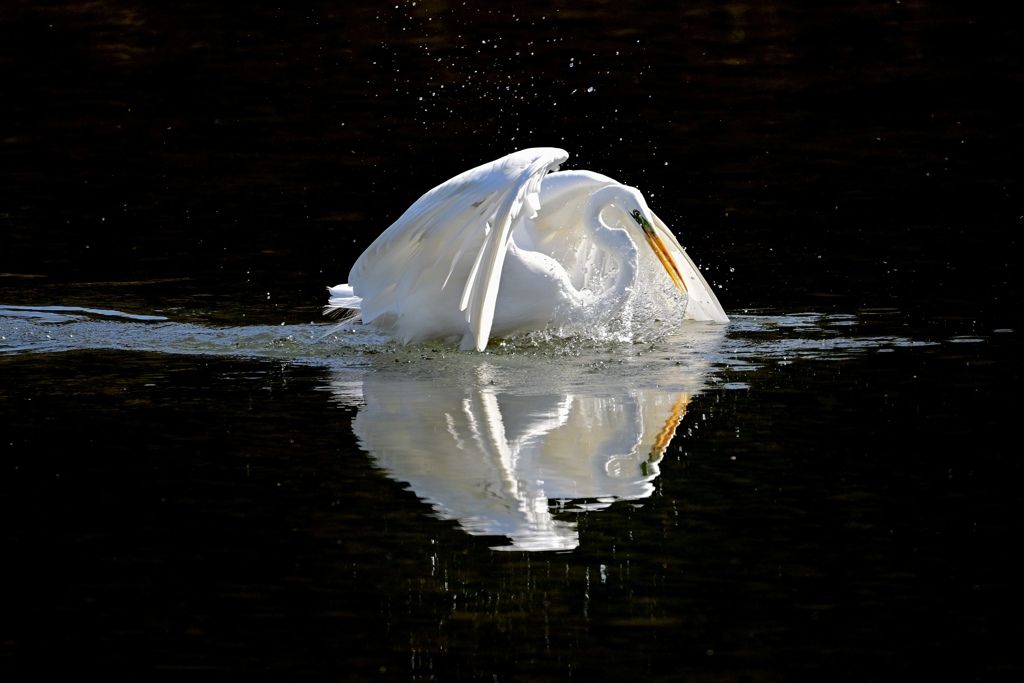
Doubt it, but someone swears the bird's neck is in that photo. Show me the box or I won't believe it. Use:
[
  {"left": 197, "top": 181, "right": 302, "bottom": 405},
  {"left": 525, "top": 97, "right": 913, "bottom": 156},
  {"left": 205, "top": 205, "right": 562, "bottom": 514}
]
[{"left": 582, "top": 187, "right": 640, "bottom": 311}]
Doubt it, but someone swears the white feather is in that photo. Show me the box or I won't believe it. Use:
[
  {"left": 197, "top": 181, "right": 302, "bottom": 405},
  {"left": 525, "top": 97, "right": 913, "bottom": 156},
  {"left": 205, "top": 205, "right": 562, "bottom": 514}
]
[{"left": 326, "top": 148, "right": 727, "bottom": 351}]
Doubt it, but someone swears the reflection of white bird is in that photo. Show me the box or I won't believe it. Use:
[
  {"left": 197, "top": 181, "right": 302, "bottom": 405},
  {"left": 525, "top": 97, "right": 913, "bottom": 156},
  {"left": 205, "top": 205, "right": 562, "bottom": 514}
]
[
  {"left": 326, "top": 147, "right": 727, "bottom": 351},
  {"left": 335, "top": 367, "right": 704, "bottom": 551},
  {"left": 327, "top": 323, "right": 726, "bottom": 551}
]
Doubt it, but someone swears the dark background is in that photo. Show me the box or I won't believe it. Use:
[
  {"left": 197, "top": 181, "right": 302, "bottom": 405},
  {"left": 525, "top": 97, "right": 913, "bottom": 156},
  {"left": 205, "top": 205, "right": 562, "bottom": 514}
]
[{"left": 2, "top": 1, "right": 1019, "bottom": 329}]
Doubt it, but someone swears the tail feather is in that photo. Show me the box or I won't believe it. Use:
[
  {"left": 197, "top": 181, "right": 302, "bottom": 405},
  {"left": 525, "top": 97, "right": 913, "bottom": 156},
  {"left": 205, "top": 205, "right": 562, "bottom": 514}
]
[{"left": 325, "top": 284, "right": 363, "bottom": 322}]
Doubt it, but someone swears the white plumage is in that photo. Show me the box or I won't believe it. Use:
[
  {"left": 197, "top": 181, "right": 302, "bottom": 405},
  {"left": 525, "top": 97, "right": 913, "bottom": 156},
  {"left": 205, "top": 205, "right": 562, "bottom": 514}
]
[{"left": 327, "top": 148, "right": 727, "bottom": 351}]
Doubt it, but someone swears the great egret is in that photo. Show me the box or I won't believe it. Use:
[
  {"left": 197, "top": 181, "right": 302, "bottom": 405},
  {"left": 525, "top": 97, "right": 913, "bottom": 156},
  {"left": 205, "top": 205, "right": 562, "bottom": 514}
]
[{"left": 326, "top": 147, "right": 727, "bottom": 351}]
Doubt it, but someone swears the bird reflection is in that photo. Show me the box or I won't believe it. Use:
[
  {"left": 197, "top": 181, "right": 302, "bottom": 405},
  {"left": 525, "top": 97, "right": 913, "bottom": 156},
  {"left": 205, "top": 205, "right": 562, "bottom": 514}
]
[{"left": 327, "top": 327, "right": 723, "bottom": 551}]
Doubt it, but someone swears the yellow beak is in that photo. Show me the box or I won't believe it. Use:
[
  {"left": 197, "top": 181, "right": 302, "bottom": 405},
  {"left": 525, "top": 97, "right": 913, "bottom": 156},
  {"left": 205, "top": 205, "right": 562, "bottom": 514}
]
[{"left": 638, "top": 219, "right": 687, "bottom": 293}]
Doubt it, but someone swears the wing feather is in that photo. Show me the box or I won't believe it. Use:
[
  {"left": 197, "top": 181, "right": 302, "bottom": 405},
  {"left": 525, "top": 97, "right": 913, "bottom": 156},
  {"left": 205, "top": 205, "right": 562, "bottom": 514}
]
[
  {"left": 459, "top": 149, "right": 563, "bottom": 350},
  {"left": 349, "top": 148, "right": 568, "bottom": 350},
  {"left": 650, "top": 213, "right": 729, "bottom": 322}
]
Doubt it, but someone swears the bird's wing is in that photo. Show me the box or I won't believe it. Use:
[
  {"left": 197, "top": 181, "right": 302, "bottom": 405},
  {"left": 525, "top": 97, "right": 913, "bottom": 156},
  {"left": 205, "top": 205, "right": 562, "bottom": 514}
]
[
  {"left": 650, "top": 212, "right": 729, "bottom": 322},
  {"left": 349, "top": 148, "right": 569, "bottom": 350}
]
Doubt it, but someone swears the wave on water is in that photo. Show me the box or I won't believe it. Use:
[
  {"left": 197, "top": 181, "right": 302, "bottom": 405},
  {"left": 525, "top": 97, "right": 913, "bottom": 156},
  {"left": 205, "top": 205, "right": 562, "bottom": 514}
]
[
  {"left": 0, "top": 304, "right": 378, "bottom": 360},
  {"left": 2, "top": 303, "right": 967, "bottom": 371}
]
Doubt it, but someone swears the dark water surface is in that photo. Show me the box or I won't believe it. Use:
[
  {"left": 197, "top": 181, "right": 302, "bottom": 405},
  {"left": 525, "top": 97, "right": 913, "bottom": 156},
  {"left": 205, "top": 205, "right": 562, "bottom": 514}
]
[{"left": 2, "top": 1, "right": 1021, "bottom": 680}]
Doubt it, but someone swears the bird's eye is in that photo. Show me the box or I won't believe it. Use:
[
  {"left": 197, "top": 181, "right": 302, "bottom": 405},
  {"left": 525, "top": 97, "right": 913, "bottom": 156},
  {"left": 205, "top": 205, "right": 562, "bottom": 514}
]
[{"left": 630, "top": 209, "right": 643, "bottom": 225}]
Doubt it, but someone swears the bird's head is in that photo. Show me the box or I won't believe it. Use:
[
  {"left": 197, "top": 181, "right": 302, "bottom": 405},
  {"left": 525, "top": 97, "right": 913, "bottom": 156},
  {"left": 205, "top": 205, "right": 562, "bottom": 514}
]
[
  {"left": 626, "top": 206, "right": 687, "bottom": 294},
  {"left": 584, "top": 183, "right": 689, "bottom": 295}
]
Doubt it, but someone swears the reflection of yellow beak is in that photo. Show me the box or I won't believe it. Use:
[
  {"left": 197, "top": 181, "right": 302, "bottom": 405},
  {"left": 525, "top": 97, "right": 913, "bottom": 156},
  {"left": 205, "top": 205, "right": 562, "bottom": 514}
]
[
  {"left": 649, "top": 393, "right": 691, "bottom": 461},
  {"left": 640, "top": 221, "right": 688, "bottom": 292}
]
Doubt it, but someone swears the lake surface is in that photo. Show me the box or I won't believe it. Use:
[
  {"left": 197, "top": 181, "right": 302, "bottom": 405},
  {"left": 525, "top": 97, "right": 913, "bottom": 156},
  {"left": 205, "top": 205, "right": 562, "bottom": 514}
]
[{"left": 2, "top": 1, "right": 1020, "bottom": 680}]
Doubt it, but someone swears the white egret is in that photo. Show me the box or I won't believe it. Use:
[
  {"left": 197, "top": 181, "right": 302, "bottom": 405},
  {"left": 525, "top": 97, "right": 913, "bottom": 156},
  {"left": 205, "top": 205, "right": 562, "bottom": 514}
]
[{"left": 326, "top": 147, "right": 727, "bottom": 351}]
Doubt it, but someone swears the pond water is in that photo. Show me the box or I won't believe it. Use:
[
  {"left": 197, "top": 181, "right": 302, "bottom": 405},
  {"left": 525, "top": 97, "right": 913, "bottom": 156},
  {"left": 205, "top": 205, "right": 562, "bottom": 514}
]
[
  {"left": 2, "top": 306, "right": 1017, "bottom": 680},
  {"left": 1, "top": 1, "right": 1020, "bottom": 681}
]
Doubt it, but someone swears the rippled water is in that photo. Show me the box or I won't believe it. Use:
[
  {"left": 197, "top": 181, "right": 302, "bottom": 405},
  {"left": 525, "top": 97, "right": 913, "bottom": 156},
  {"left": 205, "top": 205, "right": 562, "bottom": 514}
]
[{"left": 2, "top": 304, "right": 1017, "bottom": 679}]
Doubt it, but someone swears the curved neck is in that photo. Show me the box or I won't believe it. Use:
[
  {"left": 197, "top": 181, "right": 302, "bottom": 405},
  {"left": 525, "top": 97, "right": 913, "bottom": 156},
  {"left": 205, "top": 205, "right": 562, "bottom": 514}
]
[{"left": 581, "top": 186, "right": 640, "bottom": 310}]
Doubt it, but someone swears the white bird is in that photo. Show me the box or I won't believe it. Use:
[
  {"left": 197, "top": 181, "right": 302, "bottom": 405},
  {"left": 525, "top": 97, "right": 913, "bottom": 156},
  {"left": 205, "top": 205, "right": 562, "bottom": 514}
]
[{"left": 326, "top": 147, "right": 727, "bottom": 351}]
